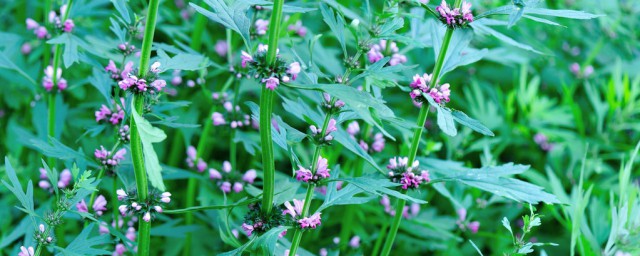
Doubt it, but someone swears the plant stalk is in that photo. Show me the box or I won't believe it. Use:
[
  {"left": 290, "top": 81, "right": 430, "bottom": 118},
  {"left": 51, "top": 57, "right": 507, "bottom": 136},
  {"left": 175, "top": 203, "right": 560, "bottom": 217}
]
[
  {"left": 131, "top": 0, "right": 161, "bottom": 253},
  {"left": 260, "top": 0, "right": 285, "bottom": 215},
  {"left": 379, "top": 13, "right": 457, "bottom": 255}
]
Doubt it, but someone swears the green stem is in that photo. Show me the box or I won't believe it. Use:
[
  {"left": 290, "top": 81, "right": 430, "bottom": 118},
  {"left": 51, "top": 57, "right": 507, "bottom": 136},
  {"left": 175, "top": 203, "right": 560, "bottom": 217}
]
[
  {"left": 131, "top": 0, "right": 161, "bottom": 253},
  {"left": 379, "top": 9, "right": 457, "bottom": 254},
  {"left": 189, "top": 0, "right": 207, "bottom": 51},
  {"left": 260, "top": 0, "right": 285, "bottom": 215},
  {"left": 288, "top": 109, "right": 334, "bottom": 256},
  {"left": 371, "top": 222, "right": 389, "bottom": 256}
]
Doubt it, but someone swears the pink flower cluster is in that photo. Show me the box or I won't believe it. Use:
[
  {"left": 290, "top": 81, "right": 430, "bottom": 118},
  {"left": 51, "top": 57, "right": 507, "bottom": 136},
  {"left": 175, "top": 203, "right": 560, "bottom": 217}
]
[
  {"left": 255, "top": 19, "right": 269, "bottom": 35},
  {"left": 100, "top": 219, "right": 138, "bottom": 255},
  {"left": 387, "top": 157, "right": 431, "bottom": 190},
  {"left": 77, "top": 195, "right": 108, "bottom": 216},
  {"left": 38, "top": 168, "right": 72, "bottom": 192},
  {"left": 118, "top": 42, "right": 136, "bottom": 56},
  {"left": 310, "top": 119, "right": 338, "bottom": 143},
  {"left": 209, "top": 161, "right": 258, "bottom": 193},
  {"left": 346, "top": 121, "right": 385, "bottom": 153},
  {"left": 367, "top": 40, "right": 407, "bottom": 66},
  {"left": 215, "top": 40, "right": 228, "bottom": 57},
  {"left": 185, "top": 146, "right": 207, "bottom": 172},
  {"left": 18, "top": 246, "right": 34, "bottom": 256},
  {"left": 119, "top": 125, "right": 131, "bottom": 143},
  {"left": 295, "top": 157, "right": 331, "bottom": 183},
  {"left": 25, "top": 18, "right": 49, "bottom": 39},
  {"left": 210, "top": 94, "right": 259, "bottom": 129},
  {"left": 569, "top": 62, "right": 594, "bottom": 78},
  {"left": 380, "top": 195, "right": 421, "bottom": 219},
  {"left": 322, "top": 93, "right": 345, "bottom": 111},
  {"left": 409, "top": 73, "right": 451, "bottom": 105},
  {"left": 48, "top": 5, "right": 75, "bottom": 33},
  {"left": 283, "top": 199, "right": 322, "bottom": 229},
  {"left": 533, "top": 133, "right": 554, "bottom": 152},
  {"left": 456, "top": 208, "right": 480, "bottom": 234},
  {"left": 117, "top": 62, "right": 167, "bottom": 94},
  {"left": 95, "top": 146, "right": 127, "bottom": 168},
  {"left": 117, "top": 190, "right": 171, "bottom": 222},
  {"left": 240, "top": 45, "right": 301, "bottom": 90},
  {"left": 105, "top": 60, "right": 134, "bottom": 80},
  {"left": 42, "top": 65, "right": 67, "bottom": 92},
  {"left": 287, "top": 20, "right": 308, "bottom": 37},
  {"left": 95, "top": 103, "right": 125, "bottom": 125},
  {"left": 436, "top": 0, "right": 474, "bottom": 27}
]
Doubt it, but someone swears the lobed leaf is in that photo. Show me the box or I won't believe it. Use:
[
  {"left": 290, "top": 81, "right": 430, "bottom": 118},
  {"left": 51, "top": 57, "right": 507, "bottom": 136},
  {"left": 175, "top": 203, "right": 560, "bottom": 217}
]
[{"left": 132, "top": 102, "right": 167, "bottom": 191}]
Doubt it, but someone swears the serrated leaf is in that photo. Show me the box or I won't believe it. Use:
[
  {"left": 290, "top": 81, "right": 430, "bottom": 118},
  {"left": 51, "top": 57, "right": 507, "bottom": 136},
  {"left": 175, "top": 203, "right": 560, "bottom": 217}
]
[
  {"left": 41, "top": 159, "right": 59, "bottom": 196},
  {"left": 319, "top": 3, "right": 347, "bottom": 58},
  {"left": 451, "top": 110, "right": 494, "bottom": 136},
  {"left": 421, "top": 158, "right": 560, "bottom": 204},
  {"left": 30, "top": 136, "right": 95, "bottom": 168},
  {"left": 339, "top": 176, "right": 427, "bottom": 204},
  {"left": 110, "top": 0, "right": 131, "bottom": 24},
  {"left": 190, "top": 0, "right": 252, "bottom": 48},
  {"left": 54, "top": 223, "right": 112, "bottom": 256},
  {"left": 436, "top": 105, "right": 457, "bottom": 136},
  {"left": 0, "top": 53, "right": 37, "bottom": 90},
  {"left": 88, "top": 68, "right": 113, "bottom": 105},
  {"left": 132, "top": 102, "right": 167, "bottom": 191},
  {"left": 378, "top": 17, "right": 404, "bottom": 37},
  {"left": 47, "top": 34, "right": 84, "bottom": 68},
  {"left": 1, "top": 157, "right": 35, "bottom": 216},
  {"left": 156, "top": 49, "right": 209, "bottom": 71}
]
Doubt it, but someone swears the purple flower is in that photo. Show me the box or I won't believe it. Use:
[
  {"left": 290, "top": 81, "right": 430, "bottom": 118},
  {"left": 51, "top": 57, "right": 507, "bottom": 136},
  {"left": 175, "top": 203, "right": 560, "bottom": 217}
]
[
  {"left": 150, "top": 79, "right": 166, "bottom": 91},
  {"left": 161, "top": 192, "right": 171, "bottom": 203},
  {"left": 287, "top": 20, "right": 308, "bottom": 37},
  {"left": 222, "top": 161, "right": 232, "bottom": 173},
  {"left": 19, "top": 246, "right": 34, "bottom": 256},
  {"left": 35, "top": 26, "right": 48, "bottom": 39},
  {"left": 262, "top": 76, "right": 279, "bottom": 90},
  {"left": 21, "top": 43, "right": 32, "bottom": 55},
  {"left": 63, "top": 19, "right": 74, "bottom": 33},
  {"left": 295, "top": 166, "right": 313, "bottom": 182},
  {"left": 150, "top": 62, "right": 162, "bottom": 73},
  {"left": 315, "top": 157, "right": 330, "bottom": 179},
  {"left": 283, "top": 199, "right": 304, "bottom": 218},
  {"left": 26, "top": 18, "right": 39, "bottom": 30},
  {"left": 93, "top": 195, "right": 107, "bottom": 216},
  {"left": 76, "top": 200, "right": 88, "bottom": 213},
  {"left": 240, "top": 51, "right": 253, "bottom": 68},
  {"left": 215, "top": 40, "right": 228, "bottom": 57},
  {"left": 143, "top": 212, "right": 151, "bottom": 222},
  {"left": 220, "top": 181, "right": 231, "bottom": 193},
  {"left": 196, "top": 159, "right": 207, "bottom": 172},
  {"left": 233, "top": 182, "right": 244, "bottom": 193},
  {"left": 95, "top": 105, "right": 112, "bottom": 122},
  {"left": 298, "top": 212, "right": 322, "bottom": 229},
  {"left": 347, "top": 121, "right": 360, "bottom": 136},
  {"left": 371, "top": 133, "right": 385, "bottom": 152},
  {"left": 58, "top": 169, "right": 72, "bottom": 188},
  {"left": 436, "top": 0, "right": 474, "bottom": 26},
  {"left": 117, "top": 189, "right": 127, "bottom": 200},
  {"left": 467, "top": 221, "right": 480, "bottom": 233},
  {"left": 114, "top": 244, "right": 126, "bottom": 256},
  {"left": 255, "top": 19, "right": 269, "bottom": 35},
  {"left": 242, "top": 169, "right": 257, "bottom": 183},
  {"left": 242, "top": 223, "right": 254, "bottom": 236},
  {"left": 212, "top": 112, "right": 226, "bottom": 126},
  {"left": 349, "top": 236, "right": 361, "bottom": 248},
  {"left": 209, "top": 168, "right": 222, "bottom": 179},
  {"left": 287, "top": 62, "right": 301, "bottom": 80}
]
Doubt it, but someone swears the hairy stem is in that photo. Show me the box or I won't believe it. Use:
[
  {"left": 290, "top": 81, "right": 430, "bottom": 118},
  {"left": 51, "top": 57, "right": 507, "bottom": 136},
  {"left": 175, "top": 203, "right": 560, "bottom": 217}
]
[
  {"left": 260, "top": 0, "right": 285, "bottom": 215},
  {"left": 379, "top": 12, "right": 457, "bottom": 256},
  {"left": 131, "top": 0, "right": 161, "bottom": 253}
]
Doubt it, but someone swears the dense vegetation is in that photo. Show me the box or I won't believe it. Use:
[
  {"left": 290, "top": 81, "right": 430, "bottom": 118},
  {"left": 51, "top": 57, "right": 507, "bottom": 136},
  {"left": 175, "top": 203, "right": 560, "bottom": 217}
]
[{"left": 0, "top": 0, "right": 638, "bottom": 255}]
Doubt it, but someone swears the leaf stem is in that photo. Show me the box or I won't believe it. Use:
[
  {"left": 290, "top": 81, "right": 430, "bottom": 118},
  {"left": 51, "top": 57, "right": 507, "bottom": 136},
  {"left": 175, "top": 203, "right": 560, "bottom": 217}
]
[
  {"left": 379, "top": 6, "right": 458, "bottom": 254},
  {"left": 260, "top": 0, "right": 285, "bottom": 215},
  {"left": 131, "top": 0, "right": 161, "bottom": 253}
]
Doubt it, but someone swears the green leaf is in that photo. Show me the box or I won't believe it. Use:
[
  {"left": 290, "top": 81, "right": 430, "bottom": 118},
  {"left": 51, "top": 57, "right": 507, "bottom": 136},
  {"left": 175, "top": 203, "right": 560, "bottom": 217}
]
[
  {"left": 41, "top": 159, "right": 59, "bottom": 196},
  {"left": 150, "top": 219, "right": 200, "bottom": 238},
  {"left": 319, "top": 3, "right": 347, "bottom": 58},
  {"left": 421, "top": 158, "right": 560, "bottom": 204},
  {"left": 251, "top": 226, "right": 289, "bottom": 253},
  {"left": 190, "top": 0, "right": 252, "bottom": 49},
  {"left": 436, "top": 105, "right": 457, "bottom": 137},
  {"left": 524, "top": 7, "right": 603, "bottom": 20},
  {"left": 1, "top": 157, "right": 35, "bottom": 216},
  {"left": 431, "top": 24, "right": 488, "bottom": 75},
  {"left": 0, "top": 53, "right": 37, "bottom": 90},
  {"left": 502, "top": 217, "right": 513, "bottom": 235},
  {"left": 318, "top": 167, "right": 375, "bottom": 211},
  {"left": 349, "top": 57, "right": 418, "bottom": 88},
  {"left": 377, "top": 17, "right": 404, "bottom": 37},
  {"left": 30, "top": 136, "right": 95, "bottom": 168},
  {"left": 132, "top": 102, "right": 167, "bottom": 191},
  {"left": 110, "top": 0, "right": 131, "bottom": 24},
  {"left": 339, "top": 176, "right": 427, "bottom": 204},
  {"left": 471, "top": 19, "right": 543, "bottom": 54},
  {"left": 88, "top": 68, "right": 114, "bottom": 106},
  {"left": 469, "top": 240, "right": 484, "bottom": 256},
  {"left": 54, "top": 223, "right": 112, "bottom": 256},
  {"left": 156, "top": 49, "right": 210, "bottom": 71},
  {"left": 451, "top": 110, "right": 494, "bottom": 136},
  {"left": 47, "top": 34, "right": 84, "bottom": 68}
]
